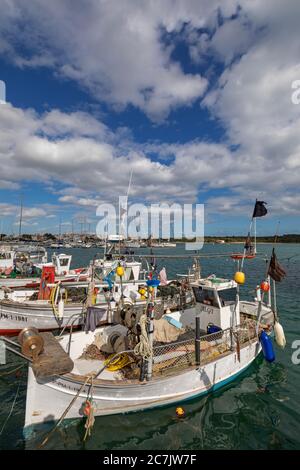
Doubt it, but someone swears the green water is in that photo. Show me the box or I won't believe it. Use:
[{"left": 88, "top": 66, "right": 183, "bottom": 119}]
[{"left": 0, "top": 243, "right": 299, "bottom": 450}]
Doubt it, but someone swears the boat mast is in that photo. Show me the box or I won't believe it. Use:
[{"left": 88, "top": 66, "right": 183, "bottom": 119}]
[
  {"left": 18, "top": 195, "right": 23, "bottom": 239},
  {"left": 254, "top": 217, "right": 257, "bottom": 255}
]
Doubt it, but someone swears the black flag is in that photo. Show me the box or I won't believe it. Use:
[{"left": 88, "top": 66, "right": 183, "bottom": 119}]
[
  {"left": 252, "top": 200, "right": 268, "bottom": 218},
  {"left": 268, "top": 248, "right": 286, "bottom": 282}
]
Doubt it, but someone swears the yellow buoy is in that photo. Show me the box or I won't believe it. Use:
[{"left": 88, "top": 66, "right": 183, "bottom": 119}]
[
  {"left": 116, "top": 265, "right": 124, "bottom": 277},
  {"left": 139, "top": 288, "right": 146, "bottom": 295},
  {"left": 176, "top": 407, "right": 185, "bottom": 418},
  {"left": 234, "top": 271, "right": 245, "bottom": 284}
]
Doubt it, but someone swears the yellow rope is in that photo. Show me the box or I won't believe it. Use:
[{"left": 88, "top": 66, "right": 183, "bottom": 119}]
[{"left": 104, "top": 353, "right": 132, "bottom": 371}]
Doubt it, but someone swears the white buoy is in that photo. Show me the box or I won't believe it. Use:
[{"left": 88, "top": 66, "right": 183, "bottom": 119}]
[
  {"left": 58, "top": 298, "right": 64, "bottom": 319},
  {"left": 274, "top": 321, "right": 286, "bottom": 349}
]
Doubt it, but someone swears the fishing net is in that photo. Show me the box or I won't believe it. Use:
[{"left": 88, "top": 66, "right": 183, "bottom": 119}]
[{"left": 150, "top": 318, "right": 258, "bottom": 377}]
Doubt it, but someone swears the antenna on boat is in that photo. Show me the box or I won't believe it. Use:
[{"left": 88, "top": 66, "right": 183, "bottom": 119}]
[
  {"left": 119, "top": 170, "right": 133, "bottom": 255},
  {"left": 18, "top": 194, "right": 23, "bottom": 239}
]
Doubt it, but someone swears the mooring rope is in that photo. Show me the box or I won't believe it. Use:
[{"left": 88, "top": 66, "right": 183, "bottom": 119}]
[
  {"left": 133, "top": 314, "right": 152, "bottom": 359},
  {"left": 37, "top": 374, "right": 93, "bottom": 449}
]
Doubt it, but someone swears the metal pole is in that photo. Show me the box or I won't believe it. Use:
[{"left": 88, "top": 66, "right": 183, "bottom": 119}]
[
  {"left": 18, "top": 195, "right": 23, "bottom": 239},
  {"left": 273, "top": 279, "right": 277, "bottom": 319},
  {"left": 267, "top": 275, "right": 271, "bottom": 307},
  {"left": 254, "top": 217, "right": 257, "bottom": 255},
  {"left": 146, "top": 302, "right": 154, "bottom": 381},
  {"left": 255, "top": 286, "right": 262, "bottom": 335},
  {"left": 195, "top": 316, "right": 201, "bottom": 365}
]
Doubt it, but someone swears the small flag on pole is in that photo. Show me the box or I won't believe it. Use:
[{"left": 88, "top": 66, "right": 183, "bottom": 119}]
[
  {"left": 252, "top": 200, "right": 268, "bottom": 218},
  {"left": 268, "top": 248, "right": 286, "bottom": 282}
]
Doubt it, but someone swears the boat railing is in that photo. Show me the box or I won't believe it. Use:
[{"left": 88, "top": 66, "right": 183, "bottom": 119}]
[{"left": 150, "top": 319, "right": 257, "bottom": 377}]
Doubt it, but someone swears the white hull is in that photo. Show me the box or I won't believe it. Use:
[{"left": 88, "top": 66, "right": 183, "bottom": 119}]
[
  {"left": 24, "top": 329, "right": 261, "bottom": 431},
  {"left": 0, "top": 301, "right": 84, "bottom": 332},
  {"left": 0, "top": 274, "right": 86, "bottom": 289}
]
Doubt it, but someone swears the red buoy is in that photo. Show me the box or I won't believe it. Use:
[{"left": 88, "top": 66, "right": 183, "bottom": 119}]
[{"left": 260, "top": 281, "right": 270, "bottom": 292}]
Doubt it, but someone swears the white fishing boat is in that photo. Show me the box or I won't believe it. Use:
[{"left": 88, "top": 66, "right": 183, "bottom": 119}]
[
  {"left": 0, "top": 257, "right": 158, "bottom": 334},
  {"left": 0, "top": 253, "right": 84, "bottom": 289},
  {"left": 0, "top": 244, "right": 47, "bottom": 275},
  {"left": 0, "top": 247, "right": 14, "bottom": 272},
  {"left": 20, "top": 270, "right": 279, "bottom": 437}
]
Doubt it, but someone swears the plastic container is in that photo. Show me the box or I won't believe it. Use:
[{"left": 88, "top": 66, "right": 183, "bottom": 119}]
[
  {"left": 207, "top": 323, "right": 222, "bottom": 335},
  {"left": 260, "top": 330, "right": 275, "bottom": 362}
]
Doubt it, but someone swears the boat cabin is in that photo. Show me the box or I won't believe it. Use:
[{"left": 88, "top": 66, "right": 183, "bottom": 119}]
[
  {"left": 95, "top": 259, "right": 142, "bottom": 283},
  {"left": 52, "top": 253, "right": 72, "bottom": 276},
  {"left": 191, "top": 276, "right": 240, "bottom": 331},
  {"left": 0, "top": 249, "right": 15, "bottom": 271}
]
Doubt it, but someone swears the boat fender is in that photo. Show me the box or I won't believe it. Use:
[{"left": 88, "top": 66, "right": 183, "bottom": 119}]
[
  {"left": 58, "top": 298, "right": 64, "bottom": 318},
  {"left": 274, "top": 321, "right": 286, "bottom": 349},
  {"left": 260, "top": 330, "right": 275, "bottom": 362}
]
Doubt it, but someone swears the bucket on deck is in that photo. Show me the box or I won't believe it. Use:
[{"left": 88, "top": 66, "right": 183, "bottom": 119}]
[{"left": 207, "top": 323, "right": 223, "bottom": 340}]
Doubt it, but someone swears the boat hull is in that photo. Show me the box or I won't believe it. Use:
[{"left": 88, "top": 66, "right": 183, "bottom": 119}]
[
  {"left": 24, "top": 339, "right": 261, "bottom": 432},
  {"left": 0, "top": 301, "right": 84, "bottom": 333}
]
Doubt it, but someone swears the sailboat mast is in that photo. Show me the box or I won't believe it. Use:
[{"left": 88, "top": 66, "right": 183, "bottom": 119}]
[
  {"left": 18, "top": 196, "right": 23, "bottom": 239},
  {"left": 254, "top": 217, "right": 257, "bottom": 255}
]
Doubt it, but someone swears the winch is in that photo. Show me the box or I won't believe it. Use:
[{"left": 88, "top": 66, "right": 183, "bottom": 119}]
[{"left": 18, "top": 327, "right": 44, "bottom": 360}]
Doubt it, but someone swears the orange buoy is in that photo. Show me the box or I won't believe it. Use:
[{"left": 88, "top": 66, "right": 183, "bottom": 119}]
[
  {"left": 83, "top": 400, "right": 92, "bottom": 416},
  {"left": 176, "top": 406, "right": 185, "bottom": 418},
  {"left": 260, "top": 281, "right": 270, "bottom": 292}
]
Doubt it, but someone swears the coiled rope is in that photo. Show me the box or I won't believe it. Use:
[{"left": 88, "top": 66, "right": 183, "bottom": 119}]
[{"left": 133, "top": 314, "right": 152, "bottom": 359}]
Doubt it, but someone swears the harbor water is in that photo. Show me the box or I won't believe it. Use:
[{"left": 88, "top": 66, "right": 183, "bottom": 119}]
[{"left": 0, "top": 243, "right": 299, "bottom": 450}]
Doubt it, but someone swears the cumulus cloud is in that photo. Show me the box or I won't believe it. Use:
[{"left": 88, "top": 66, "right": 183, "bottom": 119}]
[
  {"left": 0, "top": 100, "right": 299, "bottom": 219},
  {"left": 0, "top": 0, "right": 240, "bottom": 119},
  {"left": 0, "top": 0, "right": 299, "bottom": 224}
]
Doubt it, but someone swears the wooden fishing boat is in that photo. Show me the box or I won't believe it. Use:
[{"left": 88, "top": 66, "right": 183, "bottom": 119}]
[{"left": 20, "top": 274, "right": 276, "bottom": 437}]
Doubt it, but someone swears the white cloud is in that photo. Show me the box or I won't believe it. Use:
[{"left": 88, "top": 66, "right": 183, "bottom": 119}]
[
  {"left": 0, "top": 101, "right": 299, "bottom": 220},
  {"left": 0, "top": 0, "right": 242, "bottom": 120},
  {"left": 0, "top": 0, "right": 299, "bottom": 223}
]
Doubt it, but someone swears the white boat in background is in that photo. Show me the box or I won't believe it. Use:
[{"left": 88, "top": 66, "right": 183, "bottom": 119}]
[
  {"left": 125, "top": 240, "right": 141, "bottom": 249},
  {"left": 0, "top": 247, "right": 14, "bottom": 272},
  {"left": 0, "top": 253, "right": 85, "bottom": 289},
  {"left": 0, "top": 256, "right": 153, "bottom": 334},
  {"left": 0, "top": 244, "right": 47, "bottom": 274}
]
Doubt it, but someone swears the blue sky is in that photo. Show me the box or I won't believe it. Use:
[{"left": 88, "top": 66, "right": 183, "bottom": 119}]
[{"left": 0, "top": 1, "right": 299, "bottom": 237}]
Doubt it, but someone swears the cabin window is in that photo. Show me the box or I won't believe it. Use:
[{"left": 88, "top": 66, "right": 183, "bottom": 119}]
[
  {"left": 192, "top": 287, "right": 219, "bottom": 307},
  {"left": 218, "top": 288, "right": 237, "bottom": 306},
  {"left": 60, "top": 258, "right": 69, "bottom": 266}
]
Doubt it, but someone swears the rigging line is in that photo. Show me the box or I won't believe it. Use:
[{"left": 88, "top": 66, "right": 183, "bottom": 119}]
[
  {"left": 0, "top": 378, "right": 21, "bottom": 436},
  {"left": 280, "top": 253, "right": 300, "bottom": 262},
  {"left": 0, "top": 364, "right": 23, "bottom": 377}
]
